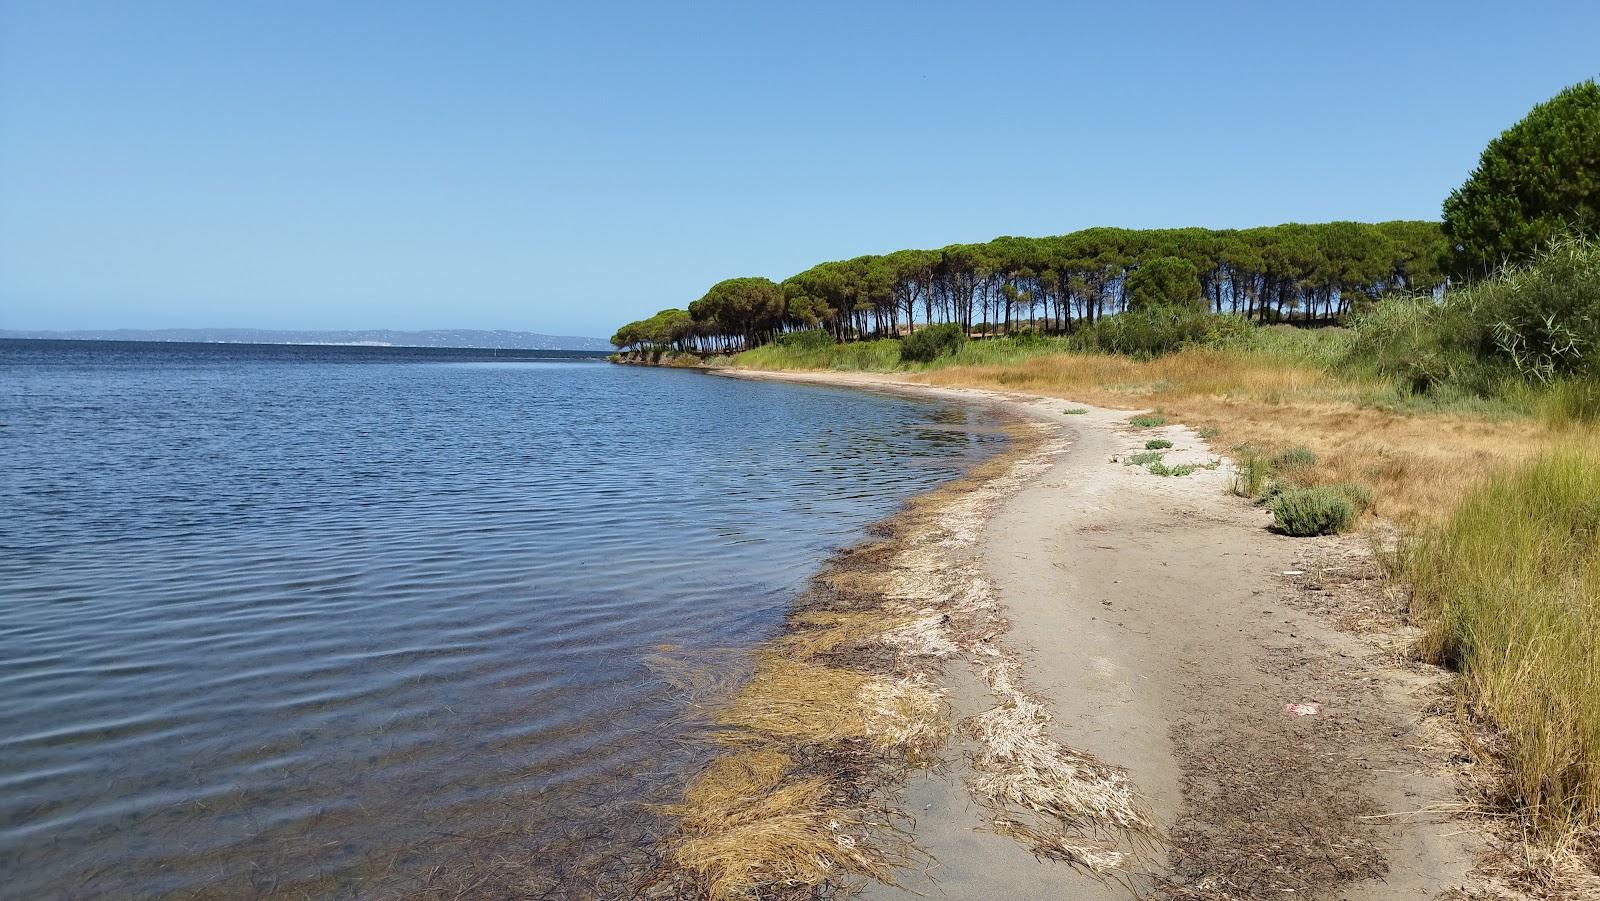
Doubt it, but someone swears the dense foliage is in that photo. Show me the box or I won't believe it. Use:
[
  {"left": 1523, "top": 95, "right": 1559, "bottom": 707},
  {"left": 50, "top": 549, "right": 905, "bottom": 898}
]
[
  {"left": 898, "top": 323, "right": 966, "bottom": 363},
  {"left": 1442, "top": 80, "right": 1600, "bottom": 279},
  {"left": 1125, "top": 256, "right": 1204, "bottom": 311},
  {"left": 1348, "top": 236, "right": 1600, "bottom": 393},
  {"left": 1067, "top": 305, "right": 1252, "bottom": 358},
  {"left": 611, "top": 221, "right": 1445, "bottom": 352}
]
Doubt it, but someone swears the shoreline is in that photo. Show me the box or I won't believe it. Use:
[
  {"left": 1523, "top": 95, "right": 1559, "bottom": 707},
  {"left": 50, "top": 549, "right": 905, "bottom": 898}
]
[{"left": 690, "top": 367, "right": 1492, "bottom": 899}]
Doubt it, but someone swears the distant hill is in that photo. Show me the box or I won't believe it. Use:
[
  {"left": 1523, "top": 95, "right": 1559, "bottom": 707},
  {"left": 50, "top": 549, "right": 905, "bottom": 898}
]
[{"left": 0, "top": 328, "right": 612, "bottom": 351}]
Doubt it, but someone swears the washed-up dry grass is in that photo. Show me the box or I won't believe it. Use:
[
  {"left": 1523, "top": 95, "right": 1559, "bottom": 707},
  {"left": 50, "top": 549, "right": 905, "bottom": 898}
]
[
  {"left": 666, "top": 750, "right": 898, "bottom": 901},
  {"left": 664, "top": 650, "right": 941, "bottom": 899},
  {"left": 914, "top": 347, "right": 1573, "bottom": 525},
  {"left": 968, "top": 659, "right": 1157, "bottom": 864},
  {"left": 653, "top": 429, "right": 1049, "bottom": 900}
]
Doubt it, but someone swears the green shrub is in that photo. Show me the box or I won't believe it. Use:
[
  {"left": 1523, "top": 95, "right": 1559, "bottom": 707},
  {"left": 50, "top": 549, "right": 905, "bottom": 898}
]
[
  {"left": 1002, "top": 330, "right": 1052, "bottom": 348},
  {"left": 1063, "top": 407, "right": 1089, "bottom": 415},
  {"left": 775, "top": 329, "right": 835, "bottom": 350},
  {"left": 1269, "top": 487, "right": 1357, "bottom": 536},
  {"left": 1124, "top": 451, "right": 1166, "bottom": 466},
  {"left": 1145, "top": 439, "right": 1173, "bottom": 450},
  {"left": 1069, "top": 307, "right": 1252, "bottom": 358},
  {"left": 1461, "top": 237, "right": 1600, "bottom": 384},
  {"left": 1130, "top": 414, "right": 1167, "bottom": 428},
  {"left": 1349, "top": 238, "right": 1600, "bottom": 396},
  {"left": 899, "top": 323, "right": 967, "bottom": 363}
]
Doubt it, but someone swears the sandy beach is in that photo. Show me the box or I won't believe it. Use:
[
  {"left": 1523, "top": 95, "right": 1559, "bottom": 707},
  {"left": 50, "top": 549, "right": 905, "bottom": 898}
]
[{"left": 716, "top": 368, "right": 1489, "bottom": 900}]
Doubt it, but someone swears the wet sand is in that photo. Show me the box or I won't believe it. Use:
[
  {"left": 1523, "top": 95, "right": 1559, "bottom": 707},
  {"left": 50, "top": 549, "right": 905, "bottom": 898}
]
[{"left": 716, "top": 369, "right": 1489, "bottom": 900}]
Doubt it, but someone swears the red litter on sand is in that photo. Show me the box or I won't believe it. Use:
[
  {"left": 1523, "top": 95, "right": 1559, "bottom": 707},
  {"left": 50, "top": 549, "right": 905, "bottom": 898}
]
[{"left": 1283, "top": 702, "right": 1322, "bottom": 716}]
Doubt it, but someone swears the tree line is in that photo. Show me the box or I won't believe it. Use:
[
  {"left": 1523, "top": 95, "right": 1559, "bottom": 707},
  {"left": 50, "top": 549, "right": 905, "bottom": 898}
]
[{"left": 611, "top": 221, "right": 1446, "bottom": 353}]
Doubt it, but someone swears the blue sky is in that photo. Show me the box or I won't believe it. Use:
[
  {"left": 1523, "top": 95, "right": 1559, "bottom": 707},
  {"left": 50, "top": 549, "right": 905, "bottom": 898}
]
[{"left": 2, "top": 2, "right": 1597, "bottom": 338}]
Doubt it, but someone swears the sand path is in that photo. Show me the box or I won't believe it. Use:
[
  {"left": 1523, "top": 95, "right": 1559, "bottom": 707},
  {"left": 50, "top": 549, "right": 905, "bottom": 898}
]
[{"left": 717, "top": 369, "right": 1483, "bottom": 900}]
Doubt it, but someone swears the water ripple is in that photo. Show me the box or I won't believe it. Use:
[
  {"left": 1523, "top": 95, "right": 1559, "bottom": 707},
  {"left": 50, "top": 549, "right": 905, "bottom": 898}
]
[{"left": 0, "top": 340, "right": 1005, "bottom": 898}]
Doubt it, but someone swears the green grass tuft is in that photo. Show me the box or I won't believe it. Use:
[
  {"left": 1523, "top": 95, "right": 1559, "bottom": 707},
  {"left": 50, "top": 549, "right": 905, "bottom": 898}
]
[
  {"left": 1402, "top": 449, "right": 1600, "bottom": 839},
  {"left": 1228, "top": 446, "right": 1273, "bottom": 498},
  {"left": 1144, "top": 439, "right": 1173, "bottom": 450},
  {"left": 1063, "top": 407, "right": 1089, "bottom": 415},
  {"left": 1539, "top": 379, "right": 1600, "bottom": 427},
  {"left": 1129, "top": 414, "right": 1167, "bottom": 428},
  {"left": 1124, "top": 451, "right": 1166, "bottom": 466}
]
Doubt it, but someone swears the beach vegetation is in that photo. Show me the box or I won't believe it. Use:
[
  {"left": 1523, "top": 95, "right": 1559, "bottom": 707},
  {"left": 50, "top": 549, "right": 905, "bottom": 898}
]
[
  {"left": 775, "top": 329, "right": 836, "bottom": 350},
  {"left": 898, "top": 322, "right": 966, "bottom": 363},
  {"left": 1147, "top": 459, "right": 1221, "bottom": 478},
  {"left": 1129, "top": 414, "right": 1167, "bottom": 427},
  {"left": 1063, "top": 407, "right": 1089, "bottom": 415},
  {"left": 1144, "top": 439, "right": 1173, "bottom": 449},
  {"left": 611, "top": 221, "right": 1449, "bottom": 355},
  {"left": 1269, "top": 487, "right": 1358, "bottom": 536}
]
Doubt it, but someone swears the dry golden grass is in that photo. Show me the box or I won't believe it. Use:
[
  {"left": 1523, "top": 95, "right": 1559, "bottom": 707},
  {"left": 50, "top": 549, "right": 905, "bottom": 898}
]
[{"left": 914, "top": 347, "right": 1577, "bottom": 524}]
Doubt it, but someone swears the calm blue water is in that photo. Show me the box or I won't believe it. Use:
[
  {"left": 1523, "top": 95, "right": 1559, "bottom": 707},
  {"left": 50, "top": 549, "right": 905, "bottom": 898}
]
[{"left": 0, "top": 340, "right": 1005, "bottom": 899}]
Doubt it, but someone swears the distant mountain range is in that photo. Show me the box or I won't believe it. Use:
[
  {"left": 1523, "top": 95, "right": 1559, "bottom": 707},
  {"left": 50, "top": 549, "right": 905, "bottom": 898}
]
[{"left": 0, "top": 328, "right": 612, "bottom": 351}]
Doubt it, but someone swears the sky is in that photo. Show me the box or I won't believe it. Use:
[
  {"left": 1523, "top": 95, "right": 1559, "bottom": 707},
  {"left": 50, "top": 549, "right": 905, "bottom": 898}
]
[{"left": 2, "top": 2, "right": 1597, "bottom": 339}]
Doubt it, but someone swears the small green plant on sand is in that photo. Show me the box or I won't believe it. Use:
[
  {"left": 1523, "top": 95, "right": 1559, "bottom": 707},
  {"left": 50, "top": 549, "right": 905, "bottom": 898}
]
[
  {"left": 1126, "top": 449, "right": 1221, "bottom": 477},
  {"left": 1197, "top": 426, "right": 1220, "bottom": 439},
  {"left": 1063, "top": 407, "right": 1089, "bottom": 415},
  {"left": 1130, "top": 414, "right": 1167, "bottom": 428},
  {"left": 1149, "top": 459, "right": 1222, "bottom": 477},
  {"left": 1145, "top": 439, "right": 1173, "bottom": 450},
  {"left": 1269, "top": 486, "right": 1357, "bottom": 536}
]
